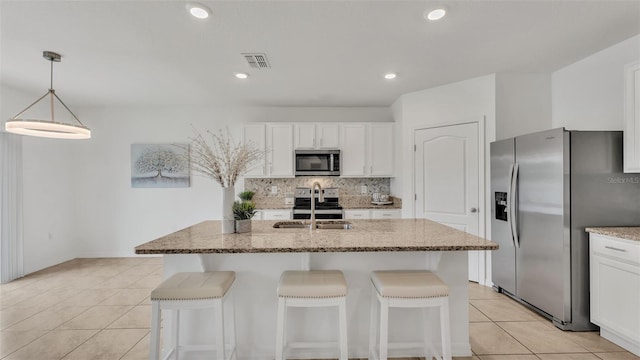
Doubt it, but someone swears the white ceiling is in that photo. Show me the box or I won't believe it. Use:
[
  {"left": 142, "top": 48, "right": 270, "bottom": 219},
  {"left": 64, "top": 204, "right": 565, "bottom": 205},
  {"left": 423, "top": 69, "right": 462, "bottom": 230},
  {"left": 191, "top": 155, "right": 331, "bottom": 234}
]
[{"left": 2, "top": 0, "right": 639, "bottom": 108}]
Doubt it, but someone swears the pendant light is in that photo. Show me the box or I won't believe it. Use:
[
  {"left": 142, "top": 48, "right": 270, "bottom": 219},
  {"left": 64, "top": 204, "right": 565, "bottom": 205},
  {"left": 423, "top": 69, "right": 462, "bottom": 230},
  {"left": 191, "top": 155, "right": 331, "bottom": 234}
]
[{"left": 5, "top": 51, "right": 91, "bottom": 139}]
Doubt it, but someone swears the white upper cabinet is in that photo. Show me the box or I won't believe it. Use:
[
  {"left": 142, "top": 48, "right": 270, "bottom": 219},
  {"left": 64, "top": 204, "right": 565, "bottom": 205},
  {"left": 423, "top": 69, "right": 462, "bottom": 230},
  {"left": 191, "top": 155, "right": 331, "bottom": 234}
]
[
  {"left": 369, "top": 123, "right": 394, "bottom": 176},
  {"left": 294, "top": 123, "right": 340, "bottom": 149},
  {"left": 267, "top": 124, "right": 294, "bottom": 177},
  {"left": 340, "top": 123, "right": 394, "bottom": 177},
  {"left": 244, "top": 124, "right": 266, "bottom": 177},
  {"left": 624, "top": 61, "right": 640, "bottom": 173},
  {"left": 340, "top": 124, "right": 368, "bottom": 176},
  {"left": 244, "top": 123, "right": 294, "bottom": 178}
]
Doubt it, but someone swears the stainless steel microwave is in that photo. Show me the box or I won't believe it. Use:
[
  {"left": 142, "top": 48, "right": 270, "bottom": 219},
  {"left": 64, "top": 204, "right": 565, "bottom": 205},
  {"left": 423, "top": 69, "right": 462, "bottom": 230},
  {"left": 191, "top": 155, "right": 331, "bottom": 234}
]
[{"left": 294, "top": 149, "right": 340, "bottom": 176}]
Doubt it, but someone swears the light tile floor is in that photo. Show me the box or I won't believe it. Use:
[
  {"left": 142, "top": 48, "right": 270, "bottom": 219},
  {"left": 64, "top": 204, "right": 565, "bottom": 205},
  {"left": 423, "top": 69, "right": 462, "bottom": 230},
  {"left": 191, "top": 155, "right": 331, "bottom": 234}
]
[
  {"left": 466, "top": 281, "right": 640, "bottom": 360},
  {"left": 0, "top": 258, "right": 638, "bottom": 360}
]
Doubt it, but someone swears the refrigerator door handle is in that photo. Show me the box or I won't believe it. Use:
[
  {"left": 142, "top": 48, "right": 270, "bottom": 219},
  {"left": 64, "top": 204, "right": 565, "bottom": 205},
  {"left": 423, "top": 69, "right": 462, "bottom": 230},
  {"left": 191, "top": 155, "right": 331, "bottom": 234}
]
[
  {"left": 506, "top": 163, "right": 516, "bottom": 248},
  {"left": 510, "top": 162, "right": 520, "bottom": 248}
]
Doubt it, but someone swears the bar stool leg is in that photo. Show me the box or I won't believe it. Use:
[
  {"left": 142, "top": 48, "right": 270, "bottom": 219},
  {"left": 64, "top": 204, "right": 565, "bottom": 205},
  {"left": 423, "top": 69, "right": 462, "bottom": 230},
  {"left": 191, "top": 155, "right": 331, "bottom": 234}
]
[
  {"left": 149, "top": 302, "right": 161, "bottom": 360},
  {"left": 422, "top": 308, "right": 432, "bottom": 360},
  {"left": 369, "top": 285, "right": 378, "bottom": 360},
  {"left": 379, "top": 297, "right": 389, "bottom": 360},
  {"left": 338, "top": 297, "right": 348, "bottom": 360},
  {"left": 227, "top": 288, "right": 237, "bottom": 360},
  {"left": 215, "top": 298, "right": 226, "bottom": 360},
  {"left": 172, "top": 309, "right": 180, "bottom": 360},
  {"left": 275, "top": 297, "right": 286, "bottom": 360},
  {"left": 440, "top": 299, "right": 451, "bottom": 360},
  {"left": 282, "top": 298, "right": 288, "bottom": 354}
]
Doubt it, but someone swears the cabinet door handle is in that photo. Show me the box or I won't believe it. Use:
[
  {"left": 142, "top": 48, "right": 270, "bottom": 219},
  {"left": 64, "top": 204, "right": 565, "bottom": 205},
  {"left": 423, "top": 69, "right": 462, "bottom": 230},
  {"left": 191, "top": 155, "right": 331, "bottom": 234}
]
[{"left": 605, "top": 246, "right": 627, "bottom": 252}]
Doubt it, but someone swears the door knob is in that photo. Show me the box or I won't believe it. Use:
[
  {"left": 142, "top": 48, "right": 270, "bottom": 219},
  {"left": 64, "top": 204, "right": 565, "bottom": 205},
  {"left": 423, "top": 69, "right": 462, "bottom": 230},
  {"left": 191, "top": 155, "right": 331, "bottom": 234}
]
[{"left": 470, "top": 207, "right": 478, "bottom": 213}]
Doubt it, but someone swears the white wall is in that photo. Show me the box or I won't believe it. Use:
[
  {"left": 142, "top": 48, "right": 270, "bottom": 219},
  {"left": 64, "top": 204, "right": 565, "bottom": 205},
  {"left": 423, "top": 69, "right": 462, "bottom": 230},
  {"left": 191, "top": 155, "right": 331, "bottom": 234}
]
[
  {"left": 496, "top": 73, "right": 552, "bottom": 139},
  {"left": 553, "top": 34, "right": 640, "bottom": 130},
  {"left": 240, "top": 106, "right": 392, "bottom": 123},
  {"left": 1, "top": 86, "right": 79, "bottom": 273}
]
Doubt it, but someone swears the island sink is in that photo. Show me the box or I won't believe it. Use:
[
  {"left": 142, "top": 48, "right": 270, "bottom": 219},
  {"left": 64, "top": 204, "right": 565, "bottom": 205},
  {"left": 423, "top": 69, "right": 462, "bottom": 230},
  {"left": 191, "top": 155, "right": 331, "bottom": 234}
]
[{"left": 273, "top": 220, "right": 353, "bottom": 230}]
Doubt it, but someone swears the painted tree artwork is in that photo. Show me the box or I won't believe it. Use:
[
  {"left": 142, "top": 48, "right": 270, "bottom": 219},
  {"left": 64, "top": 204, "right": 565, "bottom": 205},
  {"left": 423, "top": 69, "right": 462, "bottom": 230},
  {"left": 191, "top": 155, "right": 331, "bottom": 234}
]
[{"left": 131, "top": 144, "right": 189, "bottom": 188}]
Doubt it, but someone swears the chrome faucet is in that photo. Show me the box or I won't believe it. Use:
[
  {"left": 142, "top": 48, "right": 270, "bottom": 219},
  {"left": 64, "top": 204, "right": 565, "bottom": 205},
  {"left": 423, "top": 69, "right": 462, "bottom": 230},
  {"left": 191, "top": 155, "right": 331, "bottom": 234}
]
[{"left": 310, "top": 181, "right": 324, "bottom": 230}]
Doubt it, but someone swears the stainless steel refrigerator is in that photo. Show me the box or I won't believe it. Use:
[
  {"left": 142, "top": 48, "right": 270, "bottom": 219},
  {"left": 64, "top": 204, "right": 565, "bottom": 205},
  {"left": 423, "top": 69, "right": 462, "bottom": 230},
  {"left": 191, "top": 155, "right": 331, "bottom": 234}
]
[{"left": 490, "top": 128, "right": 640, "bottom": 331}]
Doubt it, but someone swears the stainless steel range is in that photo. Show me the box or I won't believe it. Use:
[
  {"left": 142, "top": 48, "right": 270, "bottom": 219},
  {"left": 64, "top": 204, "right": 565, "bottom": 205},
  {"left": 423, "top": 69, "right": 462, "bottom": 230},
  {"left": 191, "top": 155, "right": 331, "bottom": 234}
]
[{"left": 292, "top": 187, "right": 343, "bottom": 219}]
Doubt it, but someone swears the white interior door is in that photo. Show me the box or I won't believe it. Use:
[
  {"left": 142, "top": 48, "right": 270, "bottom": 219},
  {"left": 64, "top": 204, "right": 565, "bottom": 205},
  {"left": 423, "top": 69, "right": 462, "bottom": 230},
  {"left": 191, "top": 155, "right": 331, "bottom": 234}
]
[{"left": 414, "top": 123, "right": 481, "bottom": 282}]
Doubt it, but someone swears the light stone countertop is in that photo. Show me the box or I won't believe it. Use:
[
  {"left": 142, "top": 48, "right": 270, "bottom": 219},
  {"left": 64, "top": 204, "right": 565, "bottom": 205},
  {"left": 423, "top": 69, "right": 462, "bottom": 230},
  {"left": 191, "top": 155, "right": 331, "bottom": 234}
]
[
  {"left": 585, "top": 227, "right": 640, "bottom": 242},
  {"left": 135, "top": 219, "right": 498, "bottom": 254}
]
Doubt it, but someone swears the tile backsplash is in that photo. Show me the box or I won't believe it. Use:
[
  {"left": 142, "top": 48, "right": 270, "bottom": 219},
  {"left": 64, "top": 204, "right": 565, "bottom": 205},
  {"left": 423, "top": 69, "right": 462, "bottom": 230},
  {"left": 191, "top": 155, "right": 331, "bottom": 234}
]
[{"left": 244, "top": 177, "right": 397, "bottom": 209}]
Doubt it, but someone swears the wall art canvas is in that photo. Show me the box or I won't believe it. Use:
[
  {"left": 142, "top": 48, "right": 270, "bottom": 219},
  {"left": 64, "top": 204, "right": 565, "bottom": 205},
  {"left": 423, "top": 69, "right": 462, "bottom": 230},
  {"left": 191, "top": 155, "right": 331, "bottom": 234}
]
[{"left": 131, "top": 144, "right": 190, "bottom": 188}]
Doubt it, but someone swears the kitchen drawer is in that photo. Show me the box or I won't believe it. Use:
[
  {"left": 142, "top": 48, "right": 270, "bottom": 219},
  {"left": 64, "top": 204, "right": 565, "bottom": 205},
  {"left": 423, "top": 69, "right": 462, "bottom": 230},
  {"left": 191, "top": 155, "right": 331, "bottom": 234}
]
[
  {"left": 260, "top": 210, "right": 292, "bottom": 220},
  {"left": 344, "top": 210, "right": 370, "bottom": 219},
  {"left": 371, "top": 209, "right": 401, "bottom": 219},
  {"left": 591, "top": 234, "right": 640, "bottom": 266}
]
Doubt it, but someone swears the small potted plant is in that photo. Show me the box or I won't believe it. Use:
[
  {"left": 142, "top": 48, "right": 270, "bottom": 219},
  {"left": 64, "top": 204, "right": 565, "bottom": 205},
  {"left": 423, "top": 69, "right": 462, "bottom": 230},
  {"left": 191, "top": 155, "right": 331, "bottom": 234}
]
[
  {"left": 239, "top": 190, "right": 255, "bottom": 202},
  {"left": 233, "top": 200, "right": 257, "bottom": 233}
]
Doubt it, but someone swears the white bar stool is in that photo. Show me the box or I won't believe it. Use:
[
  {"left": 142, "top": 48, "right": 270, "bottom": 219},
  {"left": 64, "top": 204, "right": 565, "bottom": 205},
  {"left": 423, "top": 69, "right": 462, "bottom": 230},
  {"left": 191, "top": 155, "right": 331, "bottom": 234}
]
[
  {"left": 149, "top": 271, "right": 237, "bottom": 360},
  {"left": 275, "top": 270, "right": 348, "bottom": 360},
  {"left": 369, "top": 270, "right": 451, "bottom": 360}
]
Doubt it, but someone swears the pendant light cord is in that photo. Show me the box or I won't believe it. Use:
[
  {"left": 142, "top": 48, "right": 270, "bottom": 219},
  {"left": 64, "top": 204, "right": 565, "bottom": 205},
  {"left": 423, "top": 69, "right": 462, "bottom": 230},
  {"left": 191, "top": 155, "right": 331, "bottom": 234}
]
[{"left": 50, "top": 58, "right": 54, "bottom": 90}]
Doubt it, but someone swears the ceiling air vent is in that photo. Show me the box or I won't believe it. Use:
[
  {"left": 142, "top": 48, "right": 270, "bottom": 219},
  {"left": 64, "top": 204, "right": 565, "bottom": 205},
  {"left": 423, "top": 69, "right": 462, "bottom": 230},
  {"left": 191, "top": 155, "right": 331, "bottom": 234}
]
[{"left": 242, "top": 53, "right": 270, "bottom": 69}]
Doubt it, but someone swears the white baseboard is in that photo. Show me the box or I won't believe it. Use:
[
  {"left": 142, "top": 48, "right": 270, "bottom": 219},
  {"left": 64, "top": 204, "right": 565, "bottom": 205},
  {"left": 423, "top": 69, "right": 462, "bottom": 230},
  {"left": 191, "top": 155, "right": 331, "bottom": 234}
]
[{"left": 601, "top": 328, "right": 640, "bottom": 356}]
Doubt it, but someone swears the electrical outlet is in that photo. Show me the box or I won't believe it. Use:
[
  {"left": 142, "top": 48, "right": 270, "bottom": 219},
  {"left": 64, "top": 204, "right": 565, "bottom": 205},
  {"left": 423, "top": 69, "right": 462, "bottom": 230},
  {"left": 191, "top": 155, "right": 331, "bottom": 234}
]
[
  {"left": 271, "top": 185, "right": 278, "bottom": 195},
  {"left": 285, "top": 197, "right": 294, "bottom": 205},
  {"left": 361, "top": 185, "right": 368, "bottom": 194}
]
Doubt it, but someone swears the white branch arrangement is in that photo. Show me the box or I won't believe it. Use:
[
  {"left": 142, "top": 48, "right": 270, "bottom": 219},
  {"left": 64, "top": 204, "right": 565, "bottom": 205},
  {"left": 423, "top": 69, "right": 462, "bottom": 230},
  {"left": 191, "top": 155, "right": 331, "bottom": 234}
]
[{"left": 185, "top": 127, "right": 264, "bottom": 188}]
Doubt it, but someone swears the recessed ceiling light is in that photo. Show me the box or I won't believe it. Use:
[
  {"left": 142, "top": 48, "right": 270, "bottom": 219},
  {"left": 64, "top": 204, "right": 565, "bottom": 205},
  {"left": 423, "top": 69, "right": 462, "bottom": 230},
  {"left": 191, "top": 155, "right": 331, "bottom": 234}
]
[
  {"left": 384, "top": 73, "right": 397, "bottom": 80},
  {"left": 235, "top": 73, "right": 248, "bottom": 79},
  {"left": 425, "top": 8, "right": 446, "bottom": 21},
  {"left": 186, "top": 3, "right": 210, "bottom": 19}
]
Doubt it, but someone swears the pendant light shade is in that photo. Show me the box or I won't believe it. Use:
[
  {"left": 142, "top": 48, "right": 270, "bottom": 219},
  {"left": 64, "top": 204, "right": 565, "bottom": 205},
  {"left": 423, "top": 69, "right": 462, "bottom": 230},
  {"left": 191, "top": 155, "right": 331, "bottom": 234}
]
[{"left": 5, "top": 51, "right": 91, "bottom": 139}]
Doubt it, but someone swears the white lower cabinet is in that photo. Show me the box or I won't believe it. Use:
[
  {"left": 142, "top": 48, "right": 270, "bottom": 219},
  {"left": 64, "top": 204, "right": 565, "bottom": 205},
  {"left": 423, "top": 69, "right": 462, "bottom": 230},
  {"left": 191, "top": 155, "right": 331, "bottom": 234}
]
[
  {"left": 344, "top": 209, "right": 401, "bottom": 220},
  {"left": 371, "top": 209, "right": 402, "bottom": 219},
  {"left": 258, "top": 209, "right": 292, "bottom": 220},
  {"left": 344, "top": 210, "right": 371, "bottom": 220},
  {"left": 589, "top": 233, "right": 640, "bottom": 356}
]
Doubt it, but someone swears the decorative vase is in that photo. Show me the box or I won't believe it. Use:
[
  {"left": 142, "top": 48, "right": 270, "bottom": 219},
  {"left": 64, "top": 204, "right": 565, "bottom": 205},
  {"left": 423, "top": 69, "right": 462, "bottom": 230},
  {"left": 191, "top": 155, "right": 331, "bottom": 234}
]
[
  {"left": 221, "top": 186, "right": 235, "bottom": 234},
  {"left": 235, "top": 219, "right": 252, "bottom": 233}
]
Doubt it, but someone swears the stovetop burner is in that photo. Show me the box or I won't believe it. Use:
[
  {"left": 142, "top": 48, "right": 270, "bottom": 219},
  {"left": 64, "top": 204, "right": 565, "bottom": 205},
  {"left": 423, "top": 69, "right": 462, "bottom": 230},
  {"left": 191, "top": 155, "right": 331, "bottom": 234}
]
[{"left": 292, "top": 187, "right": 342, "bottom": 211}]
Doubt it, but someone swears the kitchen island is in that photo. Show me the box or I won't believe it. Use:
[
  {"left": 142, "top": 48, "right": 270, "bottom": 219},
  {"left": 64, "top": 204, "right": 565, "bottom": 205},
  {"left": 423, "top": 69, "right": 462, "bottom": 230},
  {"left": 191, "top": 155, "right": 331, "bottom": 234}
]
[{"left": 136, "top": 219, "right": 497, "bottom": 359}]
